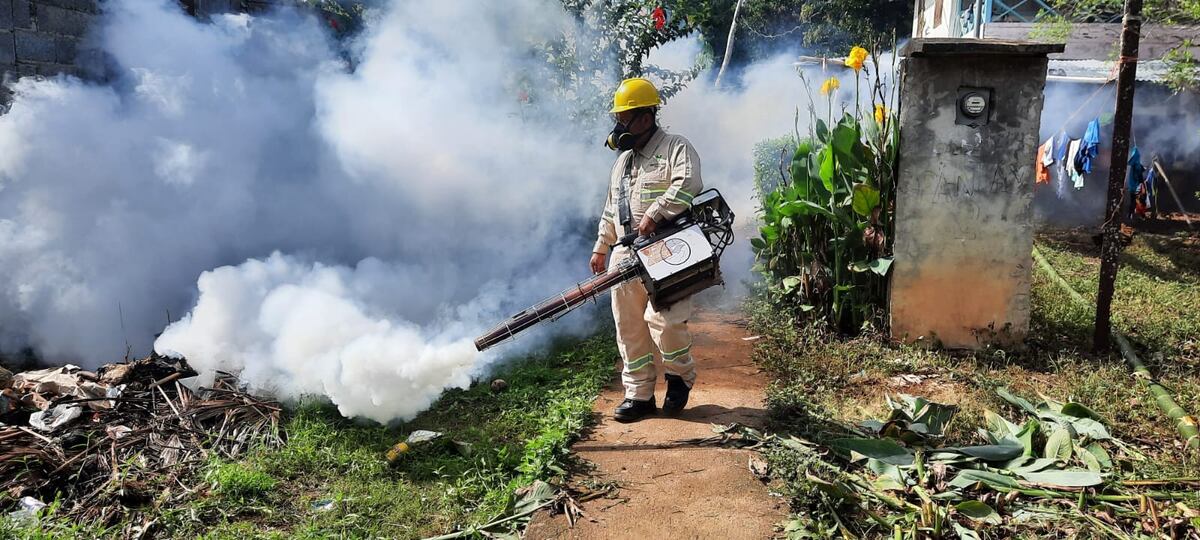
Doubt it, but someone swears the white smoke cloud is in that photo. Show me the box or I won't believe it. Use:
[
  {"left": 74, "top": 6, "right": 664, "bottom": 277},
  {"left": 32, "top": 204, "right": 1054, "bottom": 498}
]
[
  {"left": 0, "top": 0, "right": 833, "bottom": 422},
  {"left": 0, "top": 0, "right": 608, "bottom": 420}
]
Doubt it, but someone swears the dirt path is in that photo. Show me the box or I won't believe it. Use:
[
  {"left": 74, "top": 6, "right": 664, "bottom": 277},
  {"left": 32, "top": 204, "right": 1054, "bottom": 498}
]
[{"left": 526, "top": 309, "right": 786, "bottom": 540}]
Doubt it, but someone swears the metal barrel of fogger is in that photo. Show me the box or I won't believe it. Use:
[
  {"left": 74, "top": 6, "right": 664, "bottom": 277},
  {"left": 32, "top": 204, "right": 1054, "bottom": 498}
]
[{"left": 473, "top": 260, "right": 640, "bottom": 352}]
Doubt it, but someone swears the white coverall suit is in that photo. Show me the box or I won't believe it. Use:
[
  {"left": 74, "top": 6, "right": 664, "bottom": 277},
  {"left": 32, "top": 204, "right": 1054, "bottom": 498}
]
[{"left": 593, "top": 128, "right": 704, "bottom": 401}]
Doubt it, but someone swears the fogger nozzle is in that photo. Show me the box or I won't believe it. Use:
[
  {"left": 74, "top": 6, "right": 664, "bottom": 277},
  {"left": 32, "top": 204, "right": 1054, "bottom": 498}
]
[{"left": 473, "top": 261, "right": 639, "bottom": 351}]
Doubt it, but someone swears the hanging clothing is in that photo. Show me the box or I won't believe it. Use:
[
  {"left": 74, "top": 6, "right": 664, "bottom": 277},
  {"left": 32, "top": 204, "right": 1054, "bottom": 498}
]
[
  {"left": 1053, "top": 131, "right": 1070, "bottom": 162},
  {"left": 1126, "top": 147, "right": 1147, "bottom": 219},
  {"left": 1076, "top": 119, "right": 1101, "bottom": 174},
  {"left": 1125, "top": 146, "right": 1145, "bottom": 194},
  {"left": 1036, "top": 138, "right": 1054, "bottom": 184},
  {"left": 1054, "top": 131, "right": 1070, "bottom": 199},
  {"left": 1144, "top": 167, "right": 1157, "bottom": 209},
  {"left": 1066, "top": 139, "right": 1085, "bottom": 189}
]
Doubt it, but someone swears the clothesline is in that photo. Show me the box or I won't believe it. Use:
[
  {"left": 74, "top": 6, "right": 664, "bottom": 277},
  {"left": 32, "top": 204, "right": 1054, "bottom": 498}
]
[{"left": 1052, "top": 63, "right": 1119, "bottom": 135}]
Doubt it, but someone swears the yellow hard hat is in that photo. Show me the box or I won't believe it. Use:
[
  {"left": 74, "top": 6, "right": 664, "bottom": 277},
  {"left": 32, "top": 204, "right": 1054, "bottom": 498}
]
[{"left": 610, "top": 78, "right": 661, "bottom": 113}]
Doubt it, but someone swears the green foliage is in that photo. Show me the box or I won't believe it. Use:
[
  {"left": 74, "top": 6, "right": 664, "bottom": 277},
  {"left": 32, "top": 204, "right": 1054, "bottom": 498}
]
[
  {"left": 752, "top": 135, "right": 798, "bottom": 198},
  {"left": 676, "top": 0, "right": 912, "bottom": 63},
  {"left": 751, "top": 54, "right": 899, "bottom": 332},
  {"left": 749, "top": 231, "right": 1200, "bottom": 537},
  {"left": 1049, "top": 0, "right": 1200, "bottom": 23},
  {"left": 292, "top": 0, "right": 367, "bottom": 38},
  {"left": 531, "top": 1, "right": 709, "bottom": 123},
  {"left": 1028, "top": 12, "right": 1074, "bottom": 42},
  {"left": 1163, "top": 39, "right": 1199, "bottom": 94}
]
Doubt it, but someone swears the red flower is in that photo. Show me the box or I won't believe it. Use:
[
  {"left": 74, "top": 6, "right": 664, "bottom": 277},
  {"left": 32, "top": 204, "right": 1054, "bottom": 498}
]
[{"left": 652, "top": 7, "right": 666, "bottom": 30}]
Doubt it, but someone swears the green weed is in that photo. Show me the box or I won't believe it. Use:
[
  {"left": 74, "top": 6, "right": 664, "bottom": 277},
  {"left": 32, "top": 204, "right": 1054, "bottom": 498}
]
[{"left": 205, "top": 461, "right": 277, "bottom": 501}]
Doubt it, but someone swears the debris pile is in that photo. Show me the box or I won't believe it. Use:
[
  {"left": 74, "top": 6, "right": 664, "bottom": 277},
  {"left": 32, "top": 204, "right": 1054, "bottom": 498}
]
[
  {"left": 0, "top": 355, "right": 282, "bottom": 524},
  {"left": 755, "top": 390, "right": 1200, "bottom": 538}
]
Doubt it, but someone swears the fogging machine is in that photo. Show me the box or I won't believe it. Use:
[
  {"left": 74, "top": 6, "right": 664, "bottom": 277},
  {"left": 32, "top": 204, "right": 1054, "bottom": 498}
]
[{"left": 474, "top": 189, "right": 734, "bottom": 351}]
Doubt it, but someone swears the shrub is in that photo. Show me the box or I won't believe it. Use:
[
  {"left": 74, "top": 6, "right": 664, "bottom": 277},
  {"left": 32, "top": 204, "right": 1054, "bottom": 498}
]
[{"left": 751, "top": 46, "right": 899, "bottom": 332}]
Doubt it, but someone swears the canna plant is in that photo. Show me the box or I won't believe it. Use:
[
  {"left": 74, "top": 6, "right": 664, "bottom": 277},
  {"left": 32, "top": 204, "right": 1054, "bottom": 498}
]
[{"left": 752, "top": 45, "right": 900, "bottom": 332}]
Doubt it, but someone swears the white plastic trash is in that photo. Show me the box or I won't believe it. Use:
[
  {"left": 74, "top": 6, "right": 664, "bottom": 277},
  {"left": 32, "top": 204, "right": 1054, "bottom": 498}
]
[{"left": 28, "top": 404, "right": 83, "bottom": 432}]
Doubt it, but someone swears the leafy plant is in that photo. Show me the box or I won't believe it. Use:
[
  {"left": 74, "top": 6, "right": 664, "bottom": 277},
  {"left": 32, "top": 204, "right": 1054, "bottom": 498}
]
[
  {"left": 751, "top": 45, "right": 899, "bottom": 332},
  {"left": 1163, "top": 39, "right": 1199, "bottom": 94}
]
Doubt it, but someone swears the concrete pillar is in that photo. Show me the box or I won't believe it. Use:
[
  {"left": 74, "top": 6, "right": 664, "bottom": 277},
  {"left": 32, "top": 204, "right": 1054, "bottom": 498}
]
[{"left": 889, "top": 39, "right": 1064, "bottom": 349}]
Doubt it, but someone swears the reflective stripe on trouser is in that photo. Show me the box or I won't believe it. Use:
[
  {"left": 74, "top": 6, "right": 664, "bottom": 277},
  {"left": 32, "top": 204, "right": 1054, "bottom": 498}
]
[{"left": 609, "top": 246, "right": 696, "bottom": 401}]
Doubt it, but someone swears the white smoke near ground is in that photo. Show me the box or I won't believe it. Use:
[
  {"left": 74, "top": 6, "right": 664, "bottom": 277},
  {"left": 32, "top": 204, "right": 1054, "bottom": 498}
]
[{"left": 0, "top": 1, "right": 834, "bottom": 422}]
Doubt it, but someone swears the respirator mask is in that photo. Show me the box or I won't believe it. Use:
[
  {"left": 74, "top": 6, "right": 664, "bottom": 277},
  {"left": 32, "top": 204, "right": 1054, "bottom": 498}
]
[{"left": 605, "top": 110, "right": 651, "bottom": 151}]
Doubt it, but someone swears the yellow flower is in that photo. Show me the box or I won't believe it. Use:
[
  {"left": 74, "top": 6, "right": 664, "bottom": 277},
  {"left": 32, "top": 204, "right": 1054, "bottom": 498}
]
[
  {"left": 844, "top": 46, "right": 868, "bottom": 71},
  {"left": 820, "top": 76, "right": 840, "bottom": 96},
  {"left": 874, "top": 104, "right": 887, "bottom": 125}
]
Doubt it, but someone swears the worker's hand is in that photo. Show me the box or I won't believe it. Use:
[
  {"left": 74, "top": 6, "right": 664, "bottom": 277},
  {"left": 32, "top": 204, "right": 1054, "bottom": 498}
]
[
  {"left": 590, "top": 252, "right": 607, "bottom": 274},
  {"left": 638, "top": 215, "right": 657, "bottom": 237}
]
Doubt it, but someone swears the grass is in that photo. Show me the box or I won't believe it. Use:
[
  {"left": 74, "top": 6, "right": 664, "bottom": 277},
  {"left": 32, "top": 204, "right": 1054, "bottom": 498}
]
[
  {"left": 750, "top": 229, "right": 1200, "bottom": 537},
  {"left": 1, "top": 333, "right": 618, "bottom": 539}
]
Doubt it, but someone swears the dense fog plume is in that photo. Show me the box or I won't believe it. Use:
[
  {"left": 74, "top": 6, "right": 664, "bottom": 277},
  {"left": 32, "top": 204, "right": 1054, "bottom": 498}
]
[
  {"left": 0, "top": 0, "right": 608, "bottom": 421},
  {"left": 0, "top": 1, "right": 858, "bottom": 422}
]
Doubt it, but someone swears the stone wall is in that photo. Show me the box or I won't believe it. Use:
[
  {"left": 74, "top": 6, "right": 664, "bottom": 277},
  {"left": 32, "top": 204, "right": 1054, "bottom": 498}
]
[{"left": 889, "top": 39, "right": 1061, "bottom": 349}]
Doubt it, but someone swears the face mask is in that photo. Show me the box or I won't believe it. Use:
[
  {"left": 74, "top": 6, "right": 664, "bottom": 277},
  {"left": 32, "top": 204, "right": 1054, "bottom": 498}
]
[
  {"left": 605, "top": 112, "right": 648, "bottom": 151},
  {"left": 605, "top": 122, "right": 636, "bottom": 151}
]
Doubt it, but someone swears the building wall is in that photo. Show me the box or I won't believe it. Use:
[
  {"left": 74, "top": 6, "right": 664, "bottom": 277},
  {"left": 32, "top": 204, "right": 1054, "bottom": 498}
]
[
  {"left": 890, "top": 42, "right": 1053, "bottom": 349},
  {"left": 0, "top": 0, "right": 285, "bottom": 108},
  {"left": 913, "top": 0, "right": 965, "bottom": 39},
  {"left": 984, "top": 23, "right": 1200, "bottom": 61},
  {"left": 0, "top": 0, "right": 103, "bottom": 105}
]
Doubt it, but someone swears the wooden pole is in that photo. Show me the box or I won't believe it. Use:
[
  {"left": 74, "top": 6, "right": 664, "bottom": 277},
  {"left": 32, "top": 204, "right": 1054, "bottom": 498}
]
[{"left": 1093, "top": 0, "right": 1142, "bottom": 353}]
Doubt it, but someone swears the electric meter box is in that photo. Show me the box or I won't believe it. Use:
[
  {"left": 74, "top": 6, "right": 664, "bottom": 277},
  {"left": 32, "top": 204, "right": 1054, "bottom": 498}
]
[
  {"left": 955, "top": 86, "right": 993, "bottom": 127},
  {"left": 890, "top": 38, "right": 1063, "bottom": 350}
]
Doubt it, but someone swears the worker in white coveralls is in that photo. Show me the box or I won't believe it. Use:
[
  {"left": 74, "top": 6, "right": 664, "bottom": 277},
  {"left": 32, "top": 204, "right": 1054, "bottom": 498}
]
[{"left": 589, "top": 78, "right": 703, "bottom": 422}]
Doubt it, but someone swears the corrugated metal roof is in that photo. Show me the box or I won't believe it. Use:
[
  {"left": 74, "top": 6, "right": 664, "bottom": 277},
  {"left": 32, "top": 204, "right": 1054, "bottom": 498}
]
[{"left": 1046, "top": 59, "right": 1173, "bottom": 84}]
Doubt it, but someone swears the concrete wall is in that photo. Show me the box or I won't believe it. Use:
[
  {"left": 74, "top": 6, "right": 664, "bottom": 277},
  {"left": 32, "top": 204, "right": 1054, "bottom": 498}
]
[{"left": 890, "top": 40, "right": 1057, "bottom": 349}]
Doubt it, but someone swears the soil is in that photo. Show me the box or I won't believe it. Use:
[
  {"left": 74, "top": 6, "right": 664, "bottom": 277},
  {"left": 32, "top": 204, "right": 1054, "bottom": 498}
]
[{"left": 525, "top": 309, "right": 787, "bottom": 540}]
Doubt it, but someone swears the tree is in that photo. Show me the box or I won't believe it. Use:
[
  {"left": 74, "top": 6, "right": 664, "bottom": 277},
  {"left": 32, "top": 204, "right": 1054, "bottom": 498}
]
[
  {"left": 676, "top": 0, "right": 912, "bottom": 77},
  {"left": 528, "top": 1, "right": 708, "bottom": 122}
]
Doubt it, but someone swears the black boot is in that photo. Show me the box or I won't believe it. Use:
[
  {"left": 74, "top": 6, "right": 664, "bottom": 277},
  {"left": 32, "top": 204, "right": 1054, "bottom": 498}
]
[
  {"left": 662, "top": 374, "right": 691, "bottom": 415},
  {"left": 614, "top": 396, "right": 657, "bottom": 422}
]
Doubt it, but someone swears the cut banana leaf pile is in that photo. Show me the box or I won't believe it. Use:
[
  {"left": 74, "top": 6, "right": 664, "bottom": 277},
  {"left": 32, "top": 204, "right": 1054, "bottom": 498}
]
[{"left": 756, "top": 390, "right": 1200, "bottom": 539}]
